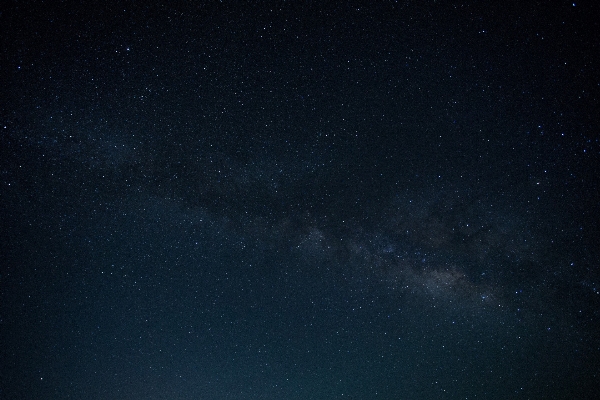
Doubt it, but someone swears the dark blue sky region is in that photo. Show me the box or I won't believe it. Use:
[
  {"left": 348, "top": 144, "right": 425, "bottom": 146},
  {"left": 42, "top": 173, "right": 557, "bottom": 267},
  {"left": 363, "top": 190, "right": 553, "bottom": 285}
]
[{"left": 1, "top": 1, "right": 599, "bottom": 399}]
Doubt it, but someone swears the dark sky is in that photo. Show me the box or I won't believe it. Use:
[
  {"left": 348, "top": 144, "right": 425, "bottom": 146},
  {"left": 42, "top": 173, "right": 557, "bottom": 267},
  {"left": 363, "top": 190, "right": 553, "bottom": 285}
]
[{"left": 1, "top": 1, "right": 599, "bottom": 399}]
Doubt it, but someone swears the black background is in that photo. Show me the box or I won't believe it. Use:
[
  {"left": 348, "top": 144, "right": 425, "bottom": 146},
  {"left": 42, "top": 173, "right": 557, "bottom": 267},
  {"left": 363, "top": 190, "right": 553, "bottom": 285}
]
[{"left": 2, "top": 1, "right": 599, "bottom": 399}]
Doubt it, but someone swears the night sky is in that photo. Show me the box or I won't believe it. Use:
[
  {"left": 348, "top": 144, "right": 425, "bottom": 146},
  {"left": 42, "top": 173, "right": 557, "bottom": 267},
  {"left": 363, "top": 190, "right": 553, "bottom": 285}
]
[{"left": 1, "top": 1, "right": 599, "bottom": 399}]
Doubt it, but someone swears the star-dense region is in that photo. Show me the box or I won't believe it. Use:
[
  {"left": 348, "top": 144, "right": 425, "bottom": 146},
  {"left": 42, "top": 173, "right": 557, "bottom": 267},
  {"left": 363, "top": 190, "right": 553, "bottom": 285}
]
[{"left": 1, "top": 1, "right": 599, "bottom": 399}]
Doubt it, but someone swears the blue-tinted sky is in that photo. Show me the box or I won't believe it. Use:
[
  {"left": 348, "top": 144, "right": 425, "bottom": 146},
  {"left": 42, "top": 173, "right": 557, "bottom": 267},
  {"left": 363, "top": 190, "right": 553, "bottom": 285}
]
[{"left": 1, "top": 1, "right": 599, "bottom": 399}]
